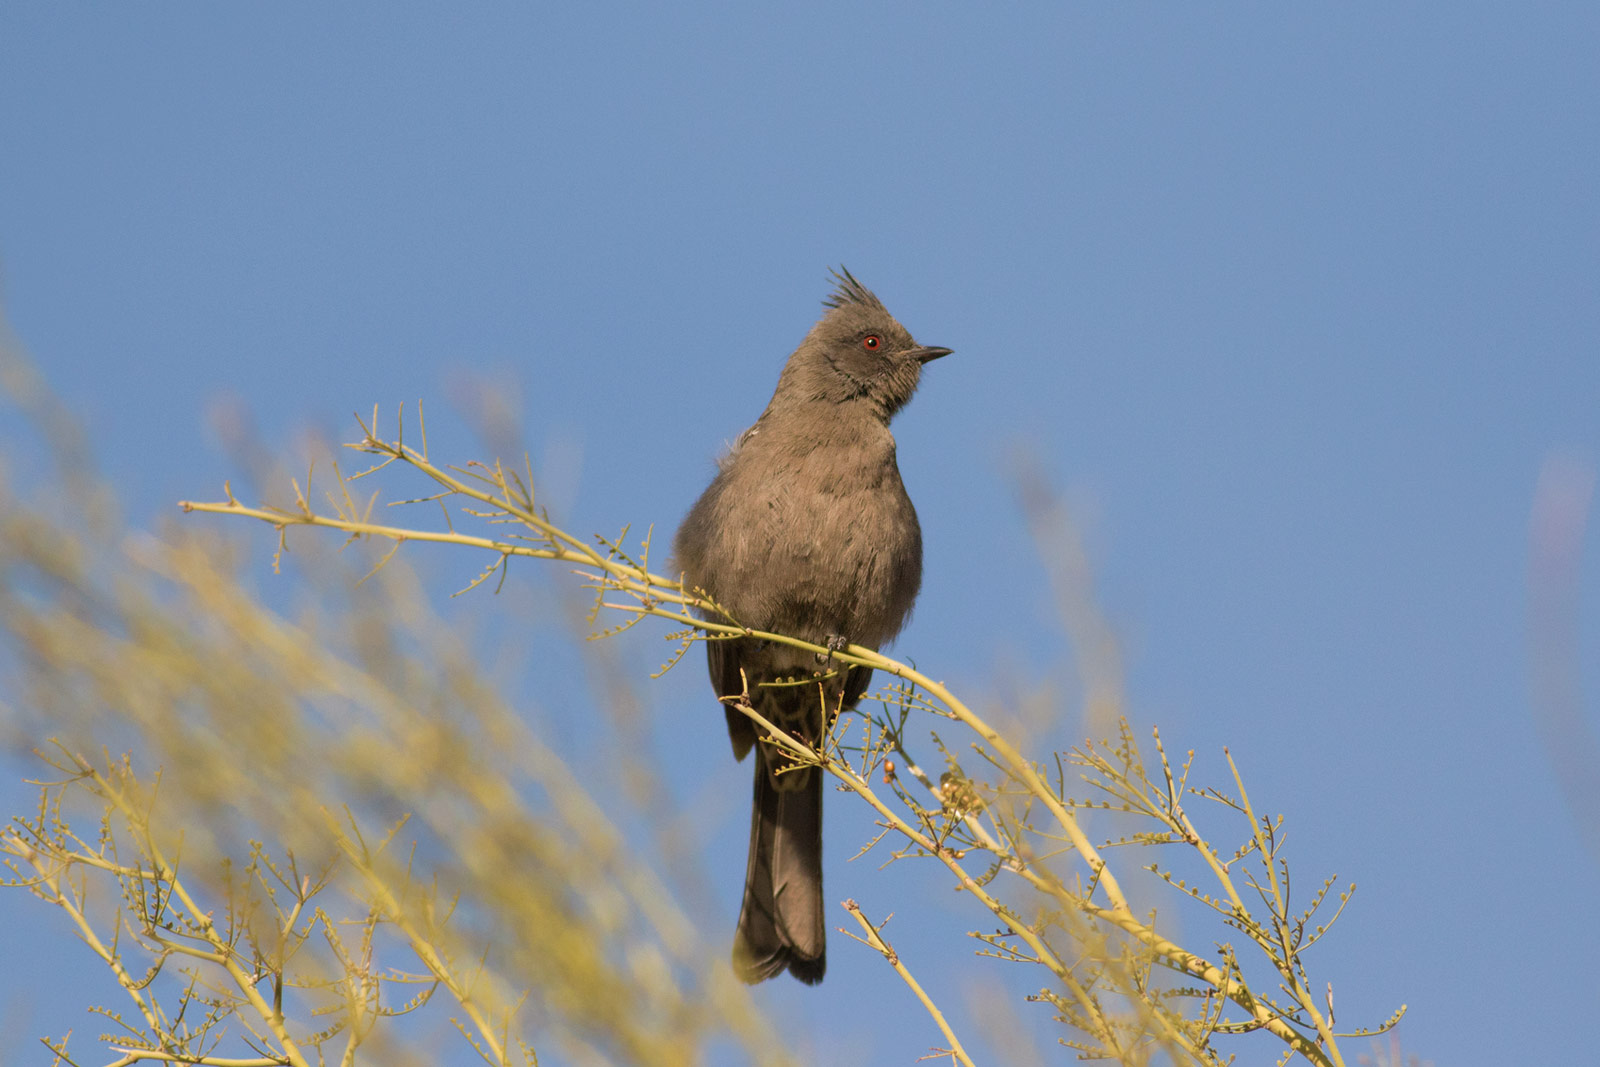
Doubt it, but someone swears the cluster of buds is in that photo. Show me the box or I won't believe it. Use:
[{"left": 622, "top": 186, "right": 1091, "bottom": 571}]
[{"left": 937, "top": 771, "right": 983, "bottom": 816}]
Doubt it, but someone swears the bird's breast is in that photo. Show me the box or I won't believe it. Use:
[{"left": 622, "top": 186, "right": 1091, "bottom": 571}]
[{"left": 713, "top": 436, "right": 923, "bottom": 645}]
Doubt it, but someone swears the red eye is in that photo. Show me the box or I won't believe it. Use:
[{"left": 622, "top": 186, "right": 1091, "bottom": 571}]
[{"left": 862, "top": 335, "right": 881, "bottom": 351}]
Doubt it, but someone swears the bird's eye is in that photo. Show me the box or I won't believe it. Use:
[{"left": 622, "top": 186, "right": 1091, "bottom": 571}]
[{"left": 862, "top": 335, "right": 881, "bottom": 351}]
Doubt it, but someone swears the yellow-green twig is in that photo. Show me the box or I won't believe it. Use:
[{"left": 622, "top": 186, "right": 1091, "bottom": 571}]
[{"left": 842, "top": 900, "right": 976, "bottom": 1067}]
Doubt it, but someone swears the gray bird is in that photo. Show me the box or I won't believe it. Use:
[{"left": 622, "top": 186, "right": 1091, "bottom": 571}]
[{"left": 673, "top": 268, "right": 949, "bottom": 984}]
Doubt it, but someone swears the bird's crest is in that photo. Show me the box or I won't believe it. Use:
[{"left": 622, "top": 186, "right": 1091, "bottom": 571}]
[{"left": 822, "top": 266, "right": 885, "bottom": 313}]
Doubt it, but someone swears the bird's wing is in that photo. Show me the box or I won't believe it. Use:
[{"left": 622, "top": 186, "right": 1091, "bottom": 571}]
[
  {"left": 842, "top": 663, "right": 874, "bottom": 711},
  {"left": 708, "top": 636, "right": 758, "bottom": 761}
]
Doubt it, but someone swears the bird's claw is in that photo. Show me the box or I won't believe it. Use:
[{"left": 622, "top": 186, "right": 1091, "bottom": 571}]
[{"left": 816, "top": 633, "right": 848, "bottom": 666}]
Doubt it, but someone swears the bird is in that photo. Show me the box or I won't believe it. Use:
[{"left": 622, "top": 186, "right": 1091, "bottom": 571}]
[{"left": 672, "top": 268, "right": 949, "bottom": 984}]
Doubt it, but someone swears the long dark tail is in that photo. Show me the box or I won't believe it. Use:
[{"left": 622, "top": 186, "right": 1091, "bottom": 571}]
[{"left": 733, "top": 762, "right": 825, "bottom": 984}]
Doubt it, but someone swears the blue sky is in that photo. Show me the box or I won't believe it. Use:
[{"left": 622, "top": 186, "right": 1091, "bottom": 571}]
[{"left": 2, "top": 4, "right": 1597, "bottom": 1064}]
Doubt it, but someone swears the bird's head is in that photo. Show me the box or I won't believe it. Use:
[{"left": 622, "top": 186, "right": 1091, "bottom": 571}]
[{"left": 781, "top": 267, "right": 951, "bottom": 420}]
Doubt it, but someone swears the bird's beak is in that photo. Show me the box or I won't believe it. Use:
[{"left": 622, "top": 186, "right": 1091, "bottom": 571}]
[{"left": 912, "top": 345, "right": 953, "bottom": 364}]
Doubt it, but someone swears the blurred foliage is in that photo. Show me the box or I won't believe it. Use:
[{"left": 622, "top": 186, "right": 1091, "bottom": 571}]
[
  {"left": 0, "top": 334, "right": 782, "bottom": 1067},
  {"left": 1, "top": 325, "right": 1403, "bottom": 1066}
]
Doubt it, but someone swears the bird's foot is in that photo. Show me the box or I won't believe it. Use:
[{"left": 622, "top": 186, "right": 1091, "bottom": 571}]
[{"left": 815, "top": 633, "right": 848, "bottom": 667}]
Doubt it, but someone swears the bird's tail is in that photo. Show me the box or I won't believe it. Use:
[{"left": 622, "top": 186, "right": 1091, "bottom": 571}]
[{"left": 733, "top": 761, "right": 825, "bottom": 984}]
